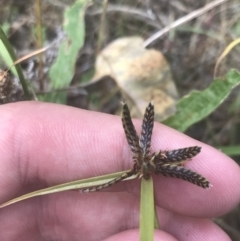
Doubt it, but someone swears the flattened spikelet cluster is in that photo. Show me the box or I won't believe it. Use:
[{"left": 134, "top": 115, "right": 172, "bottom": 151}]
[{"left": 81, "top": 102, "right": 210, "bottom": 192}]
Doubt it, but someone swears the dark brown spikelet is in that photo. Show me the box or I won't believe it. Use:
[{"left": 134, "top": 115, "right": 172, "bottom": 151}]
[
  {"left": 81, "top": 170, "right": 135, "bottom": 193},
  {"left": 164, "top": 146, "right": 201, "bottom": 163},
  {"left": 155, "top": 164, "right": 210, "bottom": 188},
  {"left": 121, "top": 103, "right": 141, "bottom": 163},
  {"left": 139, "top": 102, "right": 154, "bottom": 157}
]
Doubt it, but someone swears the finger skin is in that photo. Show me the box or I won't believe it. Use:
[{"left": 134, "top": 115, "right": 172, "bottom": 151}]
[
  {"left": 158, "top": 206, "right": 231, "bottom": 241},
  {"left": 0, "top": 191, "right": 231, "bottom": 241},
  {"left": 0, "top": 101, "right": 239, "bottom": 241},
  {"left": 102, "top": 229, "right": 178, "bottom": 241}
]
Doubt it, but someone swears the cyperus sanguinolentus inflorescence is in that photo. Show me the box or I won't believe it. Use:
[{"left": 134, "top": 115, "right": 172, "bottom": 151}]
[{"left": 81, "top": 102, "right": 210, "bottom": 192}]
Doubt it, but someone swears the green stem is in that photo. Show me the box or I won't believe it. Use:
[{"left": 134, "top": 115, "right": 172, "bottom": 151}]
[{"left": 140, "top": 177, "right": 154, "bottom": 241}]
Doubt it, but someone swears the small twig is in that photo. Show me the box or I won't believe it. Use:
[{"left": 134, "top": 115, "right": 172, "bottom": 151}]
[
  {"left": 143, "top": 0, "right": 229, "bottom": 47},
  {"left": 98, "top": 85, "right": 120, "bottom": 110},
  {"left": 36, "top": 76, "right": 103, "bottom": 95},
  {"left": 35, "top": 0, "right": 44, "bottom": 91},
  {"left": 96, "top": 0, "right": 108, "bottom": 54},
  {"left": 89, "top": 4, "right": 156, "bottom": 20},
  {"left": 88, "top": 4, "right": 161, "bottom": 28}
]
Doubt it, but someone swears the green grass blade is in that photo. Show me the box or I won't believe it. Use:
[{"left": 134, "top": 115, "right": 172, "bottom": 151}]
[
  {"left": 0, "top": 26, "right": 17, "bottom": 76},
  {"left": 0, "top": 170, "right": 136, "bottom": 208},
  {"left": 163, "top": 69, "right": 240, "bottom": 132},
  {"left": 140, "top": 176, "right": 154, "bottom": 241},
  {"left": 43, "top": 0, "right": 91, "bottom": 103},
  {"left": 0, "top": 27, "right": 31, "bottom": 99},
  {"left": 177, "top": 26, "right": 221, "bottom": 40},
  {"left": 0, "top": 38, "right": 17, "bottom": 76}
]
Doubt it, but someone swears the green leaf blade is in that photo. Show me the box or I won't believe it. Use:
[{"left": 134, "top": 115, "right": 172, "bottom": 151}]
[
  {"left": 0, "top": 170, "right": 135, "bottom": 208},
  {"left": 44, "top": 0, "right": 91, "bottom": 103},
  {"left": 0, "top": 27, "right": 31, "bottom": 99},
  {"left": 163, "top": 69, "right": 240, "bottom": 132}
]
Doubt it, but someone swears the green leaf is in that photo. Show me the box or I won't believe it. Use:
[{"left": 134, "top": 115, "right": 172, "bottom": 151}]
[
  {"left": 0, "top": 170, "right": 136, "bottom": 208},
  {"left": 163, "top": 69, "right": 240, "bottom": 132},
  {"left": 217, "top": 145, "right": 240, "bottom": 156},
  {"left": 0, "top": 27, "right": 31, "bottom": 99},
  {"left": 0, "top": 24, "right": 17, "bottom": 76},
  {"left": 44, "top": 0, "right": 91, "bottom": 103},
  {"left": 140, "top": 177, "right": 154, "bottom": 241},
  {"left": 0, "top": 41, "right": 17, "bottom": 76}
]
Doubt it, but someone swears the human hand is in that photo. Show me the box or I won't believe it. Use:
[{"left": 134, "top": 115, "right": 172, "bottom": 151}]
[{"left": 0, "top": 101, "right": 239, "bottom": 241}]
